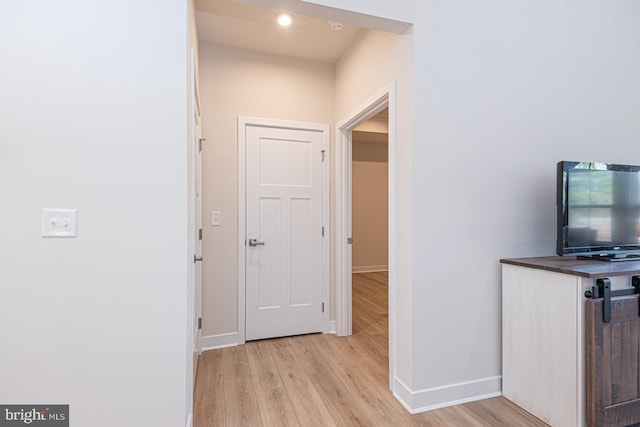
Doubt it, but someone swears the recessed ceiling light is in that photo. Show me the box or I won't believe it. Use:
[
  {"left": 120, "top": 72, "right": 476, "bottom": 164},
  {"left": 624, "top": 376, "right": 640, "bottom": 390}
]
[{"left": 277, "top": 13, "right": 293, "bottom": 27}]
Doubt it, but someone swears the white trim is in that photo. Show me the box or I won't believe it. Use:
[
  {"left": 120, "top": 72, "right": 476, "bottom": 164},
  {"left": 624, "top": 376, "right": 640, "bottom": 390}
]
[
  {"left": 387, "top": 83, "right": 398, "bottom": 394},
  {"left": 352, "top": 265, "right": 388, "bottom": 273},
  {"left": 335, "top": 120, "right": 353, "bottom": 338},
  {"left": 201, "top": 332, "right": 239, "bottom": 351},
  {"left": 329, "top": 320, "right": 336, "bottom": 334},
  {"left": 321, "top": 120, "right": 331, "bottom": 335},
  {"left": 186, "top": 413, "right": 193, "bottom": 427},
  {"left": 238, "top": 118, "right": 247, "bottom": 345},
  {"left": 392, "top": 377, "right": 415, "bottom": 413},
  {"left": 237, "top": 116, "right": 331, "bottom": 343},
  {"left": 393, "top": 375, "right": 503, "bottom": 414},
  {"left": 335, "top": 82, "right": 398, "bottom": 393}
]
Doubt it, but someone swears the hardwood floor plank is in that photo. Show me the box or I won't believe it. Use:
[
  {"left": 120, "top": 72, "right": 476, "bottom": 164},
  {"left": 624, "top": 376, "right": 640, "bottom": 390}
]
[
  {"left": 194, "top": 272, "right": 548, "bottom": 427},
  {"left": 221, "top": 346, "right": 263, "bottom": 427},
  {"left": 309, "top": 371, "right": 379, "bottom": 426},
  {"left": 268, "top": 341, "right": 337, "bottom": 427},
  {"left": 420, "top": 406, "right": 485, "bottom": 427},
  {"left": 287, "top": 334, "right": 334, "bottom": 376},
  {"left": 193, "top": 350, "right": 225, "bottom": 427},
  {"left": 459, "top": 397, "right": 550, "bottom": 427},
  {"left": 246, "top": 339, "right": 284, "bottom": 392},
  {"left": 319, "top": 337, "right": 415, "bottom": 425},
  {"left": 255, "top": 386, "right": 299, "bottom": 427}
]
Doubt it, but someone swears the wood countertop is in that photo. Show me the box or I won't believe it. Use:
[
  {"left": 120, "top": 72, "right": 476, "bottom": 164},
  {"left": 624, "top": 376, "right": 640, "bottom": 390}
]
[{"left": 500, "top": 256, "right": 640, "bottom": 278}]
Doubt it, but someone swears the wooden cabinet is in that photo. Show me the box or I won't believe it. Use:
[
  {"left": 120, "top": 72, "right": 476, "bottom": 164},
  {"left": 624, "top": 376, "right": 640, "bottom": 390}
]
[{"left": 500, "top": 257, "right": 640, "bottom": 427}]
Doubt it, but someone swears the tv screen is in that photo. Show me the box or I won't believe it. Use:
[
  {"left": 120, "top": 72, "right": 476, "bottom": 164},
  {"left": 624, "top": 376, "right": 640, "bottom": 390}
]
[{"left": 557, "top": 161, "right": 640, "bottom": 260}]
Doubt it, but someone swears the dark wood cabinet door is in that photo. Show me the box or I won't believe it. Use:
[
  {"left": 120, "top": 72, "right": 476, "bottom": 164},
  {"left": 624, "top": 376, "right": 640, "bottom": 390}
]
[{"left": 586, "top": 296, "right": 640, "bottom": 427}]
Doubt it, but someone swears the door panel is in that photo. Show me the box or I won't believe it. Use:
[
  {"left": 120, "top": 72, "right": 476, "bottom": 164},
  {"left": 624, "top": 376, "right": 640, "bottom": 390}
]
[
  {"left": 259, "top": 137, "right": 313, "bottom": 186},
  {"left": 257, "top": 197, "right": 281, "bottom": 309},
  {"left": 245, "top": 124, "right": 324, "bottom": 341},
  {"left": 290, "top": 198, "right": 312, "bottom": 306},
  {"left": 586, "top": 295, "right": 640, "bottom": 427}
]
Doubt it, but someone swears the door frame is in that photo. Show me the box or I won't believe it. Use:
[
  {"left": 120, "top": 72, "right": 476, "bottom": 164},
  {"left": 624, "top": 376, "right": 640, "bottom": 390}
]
[
  {"left": 237, "top": 116, "right": 331, "bottom": 344},
  {"left": 335, "top": 82, "right": 397, "bottom": 390}
]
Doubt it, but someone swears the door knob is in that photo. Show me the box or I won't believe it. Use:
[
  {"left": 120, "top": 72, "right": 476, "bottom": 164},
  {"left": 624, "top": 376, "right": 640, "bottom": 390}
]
[{"left": 248, "top": 239, "right": 265, "bottom": 247}]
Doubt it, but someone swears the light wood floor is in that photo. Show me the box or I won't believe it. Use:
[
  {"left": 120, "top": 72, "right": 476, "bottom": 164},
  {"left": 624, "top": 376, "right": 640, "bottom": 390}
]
[{"left": 194, "top": 272, "right": 548, "bottom": 426}]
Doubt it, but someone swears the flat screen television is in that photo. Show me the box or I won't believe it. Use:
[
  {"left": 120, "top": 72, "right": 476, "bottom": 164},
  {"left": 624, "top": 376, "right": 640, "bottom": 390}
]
[{"left": 557, "top": 161, "right": 640, "bottom": 261}]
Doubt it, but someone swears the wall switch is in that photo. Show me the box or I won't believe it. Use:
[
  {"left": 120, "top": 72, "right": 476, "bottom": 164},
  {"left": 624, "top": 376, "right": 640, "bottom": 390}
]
[
  {"left": 211, "top": 211, "right": 221, "bottom": 226},
  {"left": 42, "top": 209, "right": 78, "bottom": 237}
]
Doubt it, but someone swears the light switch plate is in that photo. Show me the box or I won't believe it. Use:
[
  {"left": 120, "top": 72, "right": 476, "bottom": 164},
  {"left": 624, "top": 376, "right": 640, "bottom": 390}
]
[
  {"left": 42, "top": 209, "right": 78, "bottom": 237},
  {"left": 211, "top": 211, "right": 221, "bottom": 226}
]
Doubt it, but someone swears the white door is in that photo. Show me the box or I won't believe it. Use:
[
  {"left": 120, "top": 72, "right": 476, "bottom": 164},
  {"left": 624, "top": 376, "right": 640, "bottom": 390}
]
[
  {"left": 244, "top": 122, "right": 326, "bottom": 341},
  {"left": 190, "top": 48, "right": 203, "bottom": 383},
  {"left": 194, "top": 120, "right": 203, "bottom": 356}
]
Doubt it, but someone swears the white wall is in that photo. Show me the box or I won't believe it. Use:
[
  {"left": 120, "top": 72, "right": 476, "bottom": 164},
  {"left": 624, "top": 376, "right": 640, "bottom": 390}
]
[
  {"left": 0, "top": 1, "right": 192, "bottom": 426},
  {"left": 198, "top": 43, "right": 334, "bottom": 345},
  {"left": 316, "top": 0, "right": 640, "bottom": 411}
]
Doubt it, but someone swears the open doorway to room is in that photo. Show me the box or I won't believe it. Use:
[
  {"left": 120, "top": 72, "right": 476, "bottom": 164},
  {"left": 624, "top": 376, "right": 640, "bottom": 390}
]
[
  {"left": 335, "top": 88, "right": 396, "bottom": 390},
  {"left": 351, "top": 107, "right": 389, "bottom": 334},
  {"left": 351, "top": 107, "right": 390, "bottom": 384},
  {"left": 352, "top": 109, "right": 389, "bottom": 277}
]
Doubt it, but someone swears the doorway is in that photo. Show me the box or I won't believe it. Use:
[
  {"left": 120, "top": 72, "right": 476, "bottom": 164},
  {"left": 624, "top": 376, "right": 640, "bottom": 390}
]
[
  {"left": 351, "top": 108, "right": 389, "bottom": 275},
  {"left": 335, "top": 83, "right": 397, "bottom": 390}
]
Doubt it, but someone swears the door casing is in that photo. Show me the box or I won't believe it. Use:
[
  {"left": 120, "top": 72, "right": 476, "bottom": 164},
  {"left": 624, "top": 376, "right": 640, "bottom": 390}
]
[{"left": 237, "top": 116, "right": 330, "bottom": 344}]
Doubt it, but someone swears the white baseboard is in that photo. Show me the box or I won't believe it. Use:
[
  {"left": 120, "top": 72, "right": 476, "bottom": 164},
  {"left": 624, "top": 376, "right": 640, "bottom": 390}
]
[
  {"left": 352, "top": 265, "right": 388, "bottom": 273},
  {"left": 186, "top": 413, "right": 192, "bottom": 427},
  {"left": 329, "top": 320, "right": 336, "bottom": 334},
  {"left": 393, "top": 375, "right": 502, "bottom": 414},
  {"left": 201, "top": 325, "right": 338, "bottom": 350},
  {"left": 201, "top": 332, "right": 238, "bottom": 351},
  {"left": 392, "top": 377, "right": 415, "bottom": 412}
]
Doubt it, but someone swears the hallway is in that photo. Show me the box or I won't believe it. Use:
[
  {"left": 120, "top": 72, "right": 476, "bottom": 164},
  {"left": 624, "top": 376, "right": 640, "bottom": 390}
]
[{"left": 194, "top": 272, "right": 546, "bottom": 426}]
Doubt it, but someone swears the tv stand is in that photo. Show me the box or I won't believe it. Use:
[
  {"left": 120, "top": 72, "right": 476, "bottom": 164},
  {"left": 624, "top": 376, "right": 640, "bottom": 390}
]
[
  {"left": 578, "top": 253, "right": 640, "bottom": 262},
  {"left": 500, "top": 256, "right": 640, "bottom": 426}
]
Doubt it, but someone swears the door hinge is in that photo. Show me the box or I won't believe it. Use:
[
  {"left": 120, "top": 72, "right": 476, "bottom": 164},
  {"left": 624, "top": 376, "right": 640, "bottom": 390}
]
[
  {"left": 322, "top": 302, "right": 325, "bottom": 313},
  {"left": 198, "top": 317, "right": 202, "bottom": 330},
  {"left": 321, "top": 149, "right": 326, "bottom": 162},
  {"left": 198, "top": 137, "right": 206, "bottom": 152},
  {"left": 322, "top": 226, "right": 325, "bottom": 237},
  {"left": 347, "top": 237, "right": 353, "bottom": 244},
  {"left": 198, "top": 228, "right": 203, "bottom": 240}
]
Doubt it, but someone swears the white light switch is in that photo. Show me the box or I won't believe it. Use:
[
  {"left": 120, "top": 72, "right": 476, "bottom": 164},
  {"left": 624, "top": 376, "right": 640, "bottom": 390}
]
[
  {"left": 42, "top": 209, "right": 78, "bottom": 237},
  {"left": 211, "top": 211, "right": 221, "bottom": 226}
]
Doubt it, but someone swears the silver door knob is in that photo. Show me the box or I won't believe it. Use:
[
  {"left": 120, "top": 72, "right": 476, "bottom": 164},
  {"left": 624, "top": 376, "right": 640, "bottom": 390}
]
[{"left": 248, "top": 239, "right": 265, "bottom": 247}]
